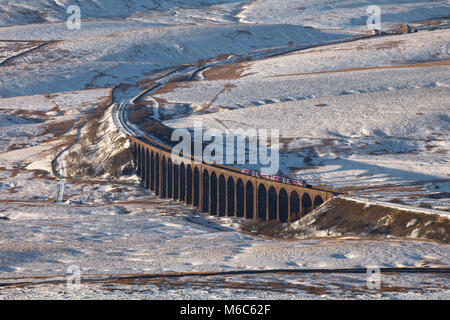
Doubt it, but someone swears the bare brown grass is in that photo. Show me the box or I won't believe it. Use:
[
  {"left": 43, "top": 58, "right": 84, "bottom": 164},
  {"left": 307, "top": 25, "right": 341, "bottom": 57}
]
[
  {"left": 203, "top": 62, "right": 252, "bottom": 81},
  {"left": 128, "top": 108, "right": 152, "bottom": 125},
  {"left": 39, "top": 120, "right": 75, "bottom": 137},
  {"left": 152, "top": 81, "right": 191, "bottom": 95},
  {"left": 139, "top": 120, "right": 175, "bottom": 145}
]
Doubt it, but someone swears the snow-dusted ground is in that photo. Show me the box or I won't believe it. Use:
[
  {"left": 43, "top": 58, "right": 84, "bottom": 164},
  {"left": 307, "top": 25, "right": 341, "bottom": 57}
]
[
  {"left": 239, "top": 0, "right": 450, "bottom": 31},
  {"left": 0, "top": 24, "right": 349, "bottom": 98},
  {"left": 159, "top": 30, "right": 450, "bottom": 210},
  {"left": 0, "top": 0, "right": 449, "bottom": 299},
  {"left": 1, "top": 198, "right": 449, "bottom": 299},
  {"left": 0, "top": 0, "right": 243, "bottom": 27},
  {"left": 2, "top": 271, "right": 449, "bottom": 300}
]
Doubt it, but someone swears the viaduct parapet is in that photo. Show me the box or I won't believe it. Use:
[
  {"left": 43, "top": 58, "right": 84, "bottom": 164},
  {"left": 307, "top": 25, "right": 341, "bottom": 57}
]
[{"left": 131, "top": 136, "right": 341, "bottom": 222}]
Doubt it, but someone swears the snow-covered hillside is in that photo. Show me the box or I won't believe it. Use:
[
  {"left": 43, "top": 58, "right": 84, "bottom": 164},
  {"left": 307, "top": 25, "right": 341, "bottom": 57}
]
[
  {"left": 157, "top": 29, "right": 450, "bottom": 107},
  {"left": 0, "top": 0, "right": 449, "bottom": 299},
  {"left": 239, "top": 0, "right": 450, "bottom": 31},
  {"left": 158, "top": 29, "right": 450, "bottom": 210},
  {"left": 0, "top": 23, "right": 348, "bottom": 98},
  {"left": 0, "top": 0, "right": 244, "bottom": 27}
]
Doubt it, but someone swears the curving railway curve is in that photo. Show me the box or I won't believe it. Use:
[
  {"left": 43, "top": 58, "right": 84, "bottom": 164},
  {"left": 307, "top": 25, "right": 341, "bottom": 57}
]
[{"left": 114, "top": 46, "right": 347, "bottom": 223}]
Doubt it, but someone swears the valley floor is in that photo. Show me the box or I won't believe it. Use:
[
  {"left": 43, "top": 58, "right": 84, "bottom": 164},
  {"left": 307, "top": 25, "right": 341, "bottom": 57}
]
[{"left": 0, "top": 0, "right": 449, "bottom": 299}]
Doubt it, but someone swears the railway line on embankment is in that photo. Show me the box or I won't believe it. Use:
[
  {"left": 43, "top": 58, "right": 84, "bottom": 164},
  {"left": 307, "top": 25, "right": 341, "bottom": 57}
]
[{"left": 110, "top": 37, "right": 377, "bottom": 222}]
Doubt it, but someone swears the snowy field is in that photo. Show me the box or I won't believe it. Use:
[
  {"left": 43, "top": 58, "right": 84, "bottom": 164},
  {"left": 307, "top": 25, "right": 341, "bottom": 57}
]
[
  {"left": 0, "top": 0, "right": 449, "bottom": 299},
  {"left": 160, "top": 30, "right": 450, "bottom": 210},
  {"left": 1, "top": 197, "right": 449, "bottom": 299},
  {"left": 238, "top": 0, "right": 450, "bottom": 31}
]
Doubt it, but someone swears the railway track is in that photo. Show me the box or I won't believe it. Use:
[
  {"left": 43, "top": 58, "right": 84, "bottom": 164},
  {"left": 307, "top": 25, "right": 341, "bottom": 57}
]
[
  {"left": 112, "top": 30, "right": 442, "bottom": 193},
  {"left": 111, "top": 34, "right": 397, "bottom": 215},
  {"left": 112, "top": 34, "right": 374, "bottom": 144}
]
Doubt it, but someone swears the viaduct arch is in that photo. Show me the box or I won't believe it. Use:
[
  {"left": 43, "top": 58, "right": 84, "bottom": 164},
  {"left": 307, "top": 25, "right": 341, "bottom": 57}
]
[{"left": 131, "top": 137, "right": 339, "bottom": 222}]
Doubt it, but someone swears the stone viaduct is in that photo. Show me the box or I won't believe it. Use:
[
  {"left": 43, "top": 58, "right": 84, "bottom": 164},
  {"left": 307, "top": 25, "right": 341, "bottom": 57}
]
[{"left": 131, "top": 136, "right": 341, "bottom": 223}]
